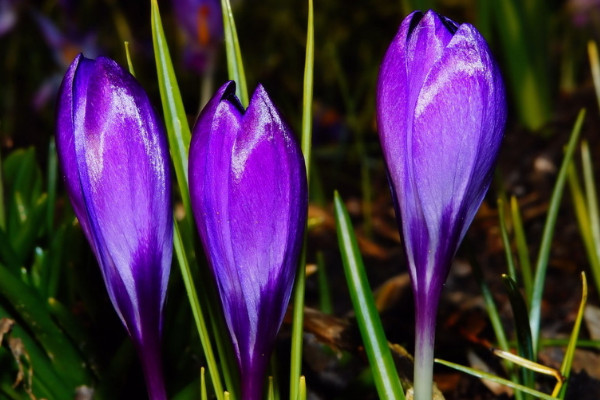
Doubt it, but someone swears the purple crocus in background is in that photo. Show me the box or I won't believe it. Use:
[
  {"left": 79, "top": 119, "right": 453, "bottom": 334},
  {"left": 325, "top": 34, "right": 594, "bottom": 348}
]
[
  {"left": 376, "top": 10, "right": 506, "bottom": 400},
  {"left": 0, "top": 0, "right": 18, "bottom": 36},
  {"left": 189, "top": 81, "right": 307, "bottom": 400},
  {"left": 172, "top": 0, "right": 223, "bottom": 73},
  {"left": 56, "top": 54, "right": 172, "bottom": 400}
]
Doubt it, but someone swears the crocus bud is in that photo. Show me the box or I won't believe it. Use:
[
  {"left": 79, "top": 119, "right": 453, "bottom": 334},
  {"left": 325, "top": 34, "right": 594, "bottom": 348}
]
[
  {"left": 189, "top": 81, "right": 307, "bottom": 400},
  {"left": 376, "top": 10, "right": 506, "bottom": 400},
  {"left": 56, "top": 54, "right": 172, "bottom": 400}
]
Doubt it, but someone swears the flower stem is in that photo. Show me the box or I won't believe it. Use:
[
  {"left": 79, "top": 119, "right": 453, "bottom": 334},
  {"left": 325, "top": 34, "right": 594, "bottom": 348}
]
[
  {"left": 131, "top": 329, "right": 167, "bottom": 400},
  {"left": 137, "top": 339, "right": 167, "bottom": 400},
  {"left": 413, "top": 292, "right": 439, "bottom": 400}
]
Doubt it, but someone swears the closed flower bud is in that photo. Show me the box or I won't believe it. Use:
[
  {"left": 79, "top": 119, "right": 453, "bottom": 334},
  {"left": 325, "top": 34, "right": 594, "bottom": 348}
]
[
  {"left": 56, "top": 54, "right": 172, "bottom": 400},
  {"left": 376, "top": 10, "right": 506, "bottom": 400},
  {"left": 189, "top": 81, "right": 307, "bottom": 400}
]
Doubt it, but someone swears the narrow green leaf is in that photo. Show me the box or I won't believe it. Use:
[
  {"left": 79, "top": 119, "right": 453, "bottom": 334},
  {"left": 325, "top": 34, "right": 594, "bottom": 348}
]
[
  {"left": 567, "top": 163, "right": 600, "bottom": 292},
  {"left": 470, "top": 254, "right": 523, "bottom": 400},
  {"left": 0, "top": 228, "right": 21, "bottom": 271},
  {"left": 267, "top": 377, "right": 274, "bottom": 400},
  {"left": 581, "top": 141, "right": 600, "bottom": 270},
  {"left": 173, "top": 222, "right": 224, "bottom": 400},
  {"left": 491, "top": 0, "right": 550, "bottom": 130},
  {"left": 588, "top": 41, "right": 600, "bottom": 113},
  {"left": 334, "top": 191, "right": 405, "bottom": 400},
  {"left": 124, "top": 41, "right": 136, "bottom": 77},
  {"left": 301, "top": 0, "right": 314, "bottom": 178},
  {"left": 0, "top": 265, "right": 90, "bottom": 388},
  {"left": 47, "top": 297, "right": 88, "bottom": 350},
  {"left": 510, "top": 196, "right": 533, "bottom": 302},
  {"left": 497, "top": 198, "right": 518, "bottom": 281},
  {"left": 150, "top": 0, "right": 195, "bottom": 241},
  {"left": 290, "top": 240, "right": 307, "bottom": 400},
  {"left": 556, "top": 272, "right": 587, "bottom": 399},
  {"left": 530, "top": 109, "right": 586, "bottom": 355},
  {"left": 220, "top": 0, "right": 248, "bottom": 106},
  {"left": 502, "top": 274, "right": 535, "bottom": 395},
  {"left": 0, "top": 303, "right": 72, "bottom": 399},
  {"left": 290, "top": 2, "right": 314, "bottom": 399},
  {"left": 435, "top": 358, "right": 557, "bottom": 400},
  {"left": 12, "top": 194, "right": 47, "bottom": 265},
  {"left": 4, "top": 148, "right": 42, "bottom": 239},
  {"left": 268, "top": 353, "right": 280, "bottom": 400},
  {"left": 31, "top": 247, "right": 44, "bottom": 290},
  {"left": 298, "top": 376, "right": 306, "bottom": 400},
  {"left": 44, "top": 224, "right": 67, "bottom": 299},
  {"left": 201, "top": 367, "right": 207, "bottom": 400},
  {"left": 470, "top": 258, "right": 510, "bottom": 351}
]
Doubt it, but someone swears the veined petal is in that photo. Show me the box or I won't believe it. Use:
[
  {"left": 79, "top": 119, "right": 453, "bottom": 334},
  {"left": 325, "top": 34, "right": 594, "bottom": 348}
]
[
  {"left": 190, "top": 81, "right": 307, "bottom": 400},
  {"left": 57, "top": 54, "right": 172, "bottom": 342},
  {"left": 377, "top": 11, "right": 505, "bottom": 286},
  {"left": 56, "top": 54, "right": 96, "bottom": 247},
  {"left": 376, "top": 11, "right": 506, "bottom": 399},
  {"left": 228, "top": 84, "right": 306, "bottom": 369},
  {"left": 57, "top": 54, "right": 172, "bottom": 399},
  {"left": 408, "top": 22, "right": 505, "bottom": 285}
]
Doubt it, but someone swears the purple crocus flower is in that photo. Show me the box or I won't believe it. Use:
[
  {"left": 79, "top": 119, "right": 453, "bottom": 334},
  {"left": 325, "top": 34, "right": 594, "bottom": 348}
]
[
  {"left": 189, "top": 81, "right": 307, "bottom": 400},
  {"left": 376, "top": 10, "right": 506, "bottom": 400},
  {"left": 0, "top": 0, "right": 18, "bottom": 36},
  {"left": 172, "top": 0, "right": 223, "bottom": 73},
  {"left": 56, "top": 54, "right": 172, "bottom": 400}
]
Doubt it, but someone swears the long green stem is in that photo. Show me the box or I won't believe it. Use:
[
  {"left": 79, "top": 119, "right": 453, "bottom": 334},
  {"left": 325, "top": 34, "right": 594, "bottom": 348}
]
[{"left": 413, "top": 298, "right": 437, "bottom": 400}]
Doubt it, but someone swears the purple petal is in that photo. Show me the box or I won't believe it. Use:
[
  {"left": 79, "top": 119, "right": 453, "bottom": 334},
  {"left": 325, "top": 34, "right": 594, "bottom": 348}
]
[
  {"left": 377, "top": 11, "right": 506, "bottom": 291},
  {"left": 190, "top": 81, "right": 307, "bottom": 400},
  {"left": 56, "top": 54, "right": 172, "bottom": 400}
]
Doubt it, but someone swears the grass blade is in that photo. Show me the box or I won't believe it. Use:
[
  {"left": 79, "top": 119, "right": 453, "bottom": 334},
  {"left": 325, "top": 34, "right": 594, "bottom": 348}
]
[
  {"left": 435, "top": 358, "right": 556, "bottom": 400},
  {"left": 290, "top": 1, "right": 314, "bottom": 399},
  {"left": 150, "top": 0, "right": 194, "bottom": 234},
  {"left": 202, "top": 367, "right": 207, "bottom": 400},
  {"left": 568, "top": 159, "right": 600, "bottom": 292},
  {"left": 581, "top": 141, "right": 600, "bottom": 271},
  {"left": 334, "top": 191, "right": 405, "bottom": 400},
  {"left": 556, "top": 272, "right": 587, "bottom": 399},
  {"left": 529, "top": 109, "right": 586, "bottom": 355},
  {"left": 510, "top": 196, "right": 533, "bottom": 301},
  {"left": 173, "top": 222, "right": 224, "bottom": 400},
  {"left": 502, "top": 275, "right": 535, "bottom": 395},
  {"left": 298, "top": 376, "right": 306, "bottom": 400},
  {"left": 124, "top": 41, "right": 136, "bottom": 77},
  {"left": 498, "top": 198, "right": 518, "bottom": 281},
  {"left": 220, "top": 0, "right": 248, "bottom": 106},
  {"left": 470, "top": 257, "right": 523, "bottom": 400},
  {"left": 0, "top": 265, "right": 90, "bottom": 388},
  {"left": 588, "top": 41, "right": 600, "bottom": 112}
]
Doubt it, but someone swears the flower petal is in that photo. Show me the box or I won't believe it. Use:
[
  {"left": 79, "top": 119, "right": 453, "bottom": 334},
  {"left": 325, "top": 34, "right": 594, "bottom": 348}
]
[{"left": 190, "top": 81, "right": 307, "bottom": 400}]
